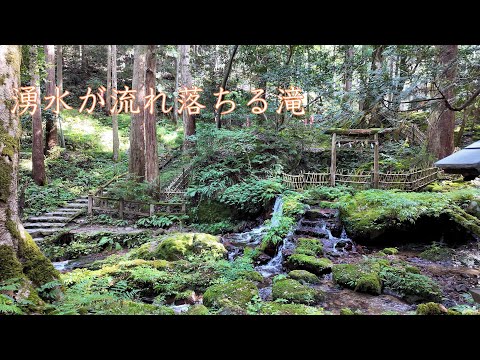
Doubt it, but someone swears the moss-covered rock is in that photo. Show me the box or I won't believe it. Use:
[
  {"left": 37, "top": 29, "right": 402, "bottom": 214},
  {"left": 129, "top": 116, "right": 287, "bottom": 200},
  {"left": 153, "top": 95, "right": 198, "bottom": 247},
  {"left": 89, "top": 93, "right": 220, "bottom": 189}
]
[
  {"left": 416, "top": 302, "right": 448, "bottom": 315},
  {"left": 129, "top": 233, "right": 227, "bottom": 261},
  {"left": 295, "top": 237, "right": 324, "bottom": 256},
  {"left": 332, "top": 263, "right": 382, "bottom": 295},
  {"left": 203, "top": 279, "right": 258, "bottom": 309},
  {"left": 185, "top": 304, "right": 210, "bottom": 315},
  {"left": 383, "top": 247, "right": 398, "bottom": 255},
  {"left": 419, "top": 244, "right": 453, "bottom": 262},
  {"left": 340, "top": 307, "right": 363, "bottom": 315},
  {"left": 239, "top": 270, "right": 264, "bottom": 282},
  {"left": 259, "top": 302, "right": 323, "bottom": 315},
  {"left": 287, "top": 270, "right": 319, "bottom": 284},
  {"left": 287, "top": 254, "right": 333, "bottom": 276},
  {"left": 381, "top": 267, "right": 442, "bottom": 303},
  {"left": 272, "top": 278, "right": 324, "bottom": 305}
]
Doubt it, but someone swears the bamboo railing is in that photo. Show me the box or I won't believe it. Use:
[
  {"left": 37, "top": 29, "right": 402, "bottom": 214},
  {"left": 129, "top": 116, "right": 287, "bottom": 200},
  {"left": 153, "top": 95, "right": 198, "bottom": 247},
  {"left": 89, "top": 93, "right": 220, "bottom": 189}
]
[{"left": 282, "top": 166, "right": 440, "bottom": 191}]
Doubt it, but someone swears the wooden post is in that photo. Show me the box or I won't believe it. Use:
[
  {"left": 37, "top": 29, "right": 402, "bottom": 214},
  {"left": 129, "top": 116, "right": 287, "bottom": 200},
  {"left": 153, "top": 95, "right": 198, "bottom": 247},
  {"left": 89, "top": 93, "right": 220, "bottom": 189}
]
[
  {"left": 150, "top": 204, "right": 155, "bottom": 216},
  {"left": 373, "top": 133, "right": 379, "bottom": 189},
  {"left": 330, "top": 133, "right": 336, "bottom": 187},
  {"left": 88, "top": 194, "right": 93, "bottom": 216},
  {"left": 119, "top": 198, "right": 124, "bottom": 219}
]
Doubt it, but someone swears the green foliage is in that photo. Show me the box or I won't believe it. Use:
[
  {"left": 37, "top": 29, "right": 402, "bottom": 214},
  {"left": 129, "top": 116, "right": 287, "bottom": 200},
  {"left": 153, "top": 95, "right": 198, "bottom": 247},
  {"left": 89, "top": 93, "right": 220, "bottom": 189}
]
[
  {"left": 193, "top": 220, "right": 236, "bottom": 235},
  {"left": 261, "top": 215, "right": 295, "bottom": 249},
  {"left": 304, "top": 185, "right": 355, "bottom": 202},
  {"left": 136, "top": 215, "right": 174, "bottom": 228},
  {"left": 91, "top": 214, "right": 129, "bottom": 227},
  {"left": 282, "top": 192, "right": 306, "bottom": 217}
]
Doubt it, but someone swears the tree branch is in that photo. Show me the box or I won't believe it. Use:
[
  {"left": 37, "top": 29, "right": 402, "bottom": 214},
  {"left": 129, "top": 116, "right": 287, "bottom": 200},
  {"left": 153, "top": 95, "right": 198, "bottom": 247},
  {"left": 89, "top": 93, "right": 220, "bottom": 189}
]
[{"left": 434, "top": 81, "right": 480, "bottom": 111}]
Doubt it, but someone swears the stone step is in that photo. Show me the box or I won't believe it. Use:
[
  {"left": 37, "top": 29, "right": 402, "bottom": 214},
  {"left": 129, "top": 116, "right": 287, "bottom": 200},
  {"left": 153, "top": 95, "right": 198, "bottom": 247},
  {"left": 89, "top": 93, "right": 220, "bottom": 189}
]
[
  {"left": 304, "top": 208, "right": 339, "bottom": 220},
  {"left": 294, "top": 227, "right": 329, "bottom": 238},
  {"left": 75, "top": 198, "right": 88, "bottom": 203},
  {"left": 45, "top": 211, "right": 77, "bottom": 216},
  {"left": 300, "top": 220, "right": 324, "bottom": 227},
  {"left": 54, "top": 208, "right": 79, "bottom": 213},
  {"left": 33, "top": 237, "right": 44, "bottom": 242},
  {"left": 27, "top": 228, "right": 64, "bottom": 237},
  {"left": 27, "top": 216, "right": 72, "bottom": 222},
  {"left": 64, "top": 203, "right": 87, "bottom": 208},
  {"left": 23, "top": 222, "right": 67, "bottom": 229}
]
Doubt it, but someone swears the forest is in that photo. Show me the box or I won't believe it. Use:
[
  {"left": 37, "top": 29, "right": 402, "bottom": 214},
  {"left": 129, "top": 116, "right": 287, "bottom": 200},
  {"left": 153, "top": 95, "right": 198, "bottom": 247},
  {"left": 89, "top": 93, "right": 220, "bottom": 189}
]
[{"left": 1, "top": 44, "right": 480, "bottom": 316}]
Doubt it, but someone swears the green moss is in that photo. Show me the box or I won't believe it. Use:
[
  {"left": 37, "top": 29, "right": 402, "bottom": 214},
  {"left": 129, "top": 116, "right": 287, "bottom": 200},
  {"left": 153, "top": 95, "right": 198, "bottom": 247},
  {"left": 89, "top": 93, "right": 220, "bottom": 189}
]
[
  {"left": 295, "top": 237, "right": 324, "bottom": 256},
  {"left": 381, "top": 267, "right": 442, "bottom": 303},
  {"left": 259, "top": 302, "right": 323, "bottom": 315},
  {"left": 332, "top": 263, "right": 381, "bottom": 295},
  {"left": 340, "top": 307, "right": 363, "bottom": 315},
  {"left": 416, "top": 302, "right": 447, "bottom": 315},
  {"left": 203, "top": 279, "right": 258, "bottom": 309},
  {"left": 239, "top": 270, "right": 264, "bottom": 282},
  {"left": 404, "top": 265, "right": 421, "bottom": 274},
  {"left": 185, "top": 304, "right": 210, "bottom": 315},
  {"left": 287, "top": 270, "right": 319, "bottom": 284},
  {"left": 0, "top": 245, "right": 23, "bottom": 281},
  {"left": 0, "top": 73, "right": 7, "bottom": 86},
  {"left": 383, "top": 247, "right": 398, "bottom": 255},
  {"left": 272, "top": 278, "right": 324, "bottom": 305},
  {"left": 419, "top": 244, "right": 453, "bottom": 262},
  {"left": 287, "top": 254, "right": 332, "bottom": 276},
  {"left": 17, "top": 231, "right": 60, "bottom": 286},
  {"left": 97, "top": 300, "right": 175, "bottom": 315},
  {"left": 355, "top": 273, "right": 382, "bottom": 295},
  {"left": 154, "top": 233, "right": 227, "bottom": 261}
]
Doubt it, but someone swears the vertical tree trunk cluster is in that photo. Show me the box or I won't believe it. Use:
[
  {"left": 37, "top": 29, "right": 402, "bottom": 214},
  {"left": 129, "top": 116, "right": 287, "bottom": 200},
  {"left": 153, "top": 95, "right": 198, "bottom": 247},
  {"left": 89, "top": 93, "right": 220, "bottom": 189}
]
[
  {"left": 111, "top": 45, "right": 119, "bottom": 162},
  {"left": 179, "top": 45, "right": 195, "bottom": 150},
  {"left": 30, "top": 45, "right": 46, "bottom": 185},
  {"left": 0, "top": 45, "right": 58, "bottom": 287},
  {"left": 427, "top": 45, "right": 458, "bottom": 159},
  {"left": 127, "top": 45, "right": 161, "bottom": 183},
  {"left": 44, "top": 45, "right": 57, "bottom": 154}
]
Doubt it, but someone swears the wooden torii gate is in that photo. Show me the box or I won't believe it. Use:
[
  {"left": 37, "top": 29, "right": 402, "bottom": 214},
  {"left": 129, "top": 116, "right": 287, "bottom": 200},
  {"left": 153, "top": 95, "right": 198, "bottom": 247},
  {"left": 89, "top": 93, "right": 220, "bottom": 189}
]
[{"left": 324, "top": 128, "right": 396, "bottom": 189}]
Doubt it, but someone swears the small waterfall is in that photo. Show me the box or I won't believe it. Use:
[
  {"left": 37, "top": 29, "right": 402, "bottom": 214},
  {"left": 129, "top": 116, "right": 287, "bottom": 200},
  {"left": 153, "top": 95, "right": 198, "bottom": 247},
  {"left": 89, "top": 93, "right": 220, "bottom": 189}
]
[{"left": 270, "top": 196, "right": 283, "bottom": 227}]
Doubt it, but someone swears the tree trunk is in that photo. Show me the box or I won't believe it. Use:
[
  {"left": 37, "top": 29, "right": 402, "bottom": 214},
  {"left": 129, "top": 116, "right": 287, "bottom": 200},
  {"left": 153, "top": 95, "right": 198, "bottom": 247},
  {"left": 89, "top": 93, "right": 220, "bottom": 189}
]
[
  {"left": 344, "top": 45, "right": 353, "bottom": 92},
  {"left": 112, "top": 45, "right": 119, "bottom": 162},
  {"left": 106, "top": 45, "right": 112, "bottom": 114},
  {"left": 56, "top": 45, "right": 63, "bottom": 93},
  {"left": 144, "top": 45, "right": 159, "bottom": 183},
  {"left": 129, "top": 45, "right": 147, "bottom": 181},
  {"left": 173, "top": 53, "right": 179, "bottom": 126},
  {"left": 30, "top": 45, "right": 46, "bottom": 186},
  {"left": 427, "top": 45, "right": 458, "bottom": 159},
  {"left": 81, "top": 45, "right": 87, "bottom": 73},
  {"left": 179, "top": 45, "right": 195, "bottom": 150},
  {"left": 0, "top": 45, "right": 59, "bottom": 287},
  {"left": 215, "top": 45, "right": 239, "bottom": 129},
  {"left": 44, "top": 45, "right": 57, "bottom": 154}
]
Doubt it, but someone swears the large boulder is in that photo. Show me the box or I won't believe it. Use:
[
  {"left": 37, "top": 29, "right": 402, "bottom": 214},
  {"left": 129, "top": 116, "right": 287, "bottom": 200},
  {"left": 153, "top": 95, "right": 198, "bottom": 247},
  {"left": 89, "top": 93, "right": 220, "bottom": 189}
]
[
  {"left": 202, "top": 279, "right": 259, "bottom": 309},
  {"left": 129, "top": 233, "right": 227, "bottom": 261},
  {"left": 287, "top": 270, "right": 320, "bottom": 284},
  {"left": 286, "top": 254, "right": 333, "bottom": 275}
]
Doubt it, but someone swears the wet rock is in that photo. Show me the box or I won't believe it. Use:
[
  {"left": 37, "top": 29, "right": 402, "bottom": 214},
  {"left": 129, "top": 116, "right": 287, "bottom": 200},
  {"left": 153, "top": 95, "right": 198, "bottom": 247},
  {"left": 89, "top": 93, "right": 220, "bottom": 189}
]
[
  {"left": 254, "top": 252, "right": 272, "bottom": 265},
  {"left": 416, "top": 302, "right": 448, "bottom": 315},
  {"left": 294, "top": 227, "right": 328, "bottom": 238},
  {"left": 454, "top": 284, "right": 469, "bottom": 292},
  {"left": 272, "top": 278, "right": 324, "bottom": 305}
]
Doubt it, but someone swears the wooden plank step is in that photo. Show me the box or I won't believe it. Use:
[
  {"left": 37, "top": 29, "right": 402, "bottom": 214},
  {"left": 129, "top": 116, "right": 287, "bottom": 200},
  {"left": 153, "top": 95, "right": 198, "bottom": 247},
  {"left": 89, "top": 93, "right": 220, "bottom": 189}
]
[
  {"left": 27, "top": 228, "right": 65, "bottom": 236},
  {"left": 27, "top": 216, "right": 72, "bottom": 222},
  {"left": 23, "top": 222, "right": 67, "bottom": 228}
]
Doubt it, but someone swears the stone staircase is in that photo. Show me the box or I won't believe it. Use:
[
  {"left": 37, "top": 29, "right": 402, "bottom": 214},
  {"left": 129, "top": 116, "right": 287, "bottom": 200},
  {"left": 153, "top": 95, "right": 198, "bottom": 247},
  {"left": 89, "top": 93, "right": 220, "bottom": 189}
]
[{"left": 24, "top": 196, "right": 89, "bottom": 242}]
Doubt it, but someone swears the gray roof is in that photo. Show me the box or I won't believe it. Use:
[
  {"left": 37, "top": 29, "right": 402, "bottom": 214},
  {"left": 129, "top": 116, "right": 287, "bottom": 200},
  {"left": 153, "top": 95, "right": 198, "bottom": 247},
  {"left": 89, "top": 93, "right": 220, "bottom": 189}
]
[{"left": 435, "top": 141, "right": 480, "bottom": 169}]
